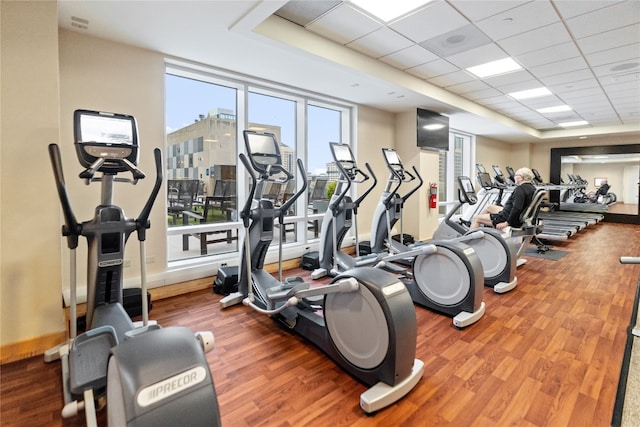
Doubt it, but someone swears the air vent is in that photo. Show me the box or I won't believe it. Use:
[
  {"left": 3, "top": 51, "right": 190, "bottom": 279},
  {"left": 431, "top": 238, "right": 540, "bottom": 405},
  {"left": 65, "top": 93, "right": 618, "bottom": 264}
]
[{"left": 71, "top": 16, "right": 89, "bottom": 30}]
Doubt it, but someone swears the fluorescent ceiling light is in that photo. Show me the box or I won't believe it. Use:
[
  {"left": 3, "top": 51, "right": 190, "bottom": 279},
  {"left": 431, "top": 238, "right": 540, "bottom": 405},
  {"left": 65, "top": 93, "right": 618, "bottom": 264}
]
[
  {"left": 349, "top": 0, "right": 431, "bottom": 22},
  {"left": 508, "top": 87, "right": 552, "bottom": 100},
  {"left": 536, "top": 105, "right": 572, "bottom": 114},
  {"left": 466, "top": 58, "right": 522, "bottom": 78},
  {"left": 559, "top": 120, "right": 589, "bottom": 127}
]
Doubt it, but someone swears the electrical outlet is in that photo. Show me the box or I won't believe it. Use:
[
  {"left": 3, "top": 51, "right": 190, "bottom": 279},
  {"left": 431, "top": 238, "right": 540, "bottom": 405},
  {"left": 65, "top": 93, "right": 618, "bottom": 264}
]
[
  {"left": 124, "top": 259, "right": 131, "bottom": 268},
  {"left": 146, "top": 256, "right": 155, "bottom": 264},
  {"left": 221, "top": 263, "right": 227, "bottom": 267}
]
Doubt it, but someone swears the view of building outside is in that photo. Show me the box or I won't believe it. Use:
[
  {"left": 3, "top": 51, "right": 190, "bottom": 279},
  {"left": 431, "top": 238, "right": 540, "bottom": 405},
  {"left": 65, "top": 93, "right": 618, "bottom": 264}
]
[{"left": 165, "top": 72, "right": 348, "bottom": 261}]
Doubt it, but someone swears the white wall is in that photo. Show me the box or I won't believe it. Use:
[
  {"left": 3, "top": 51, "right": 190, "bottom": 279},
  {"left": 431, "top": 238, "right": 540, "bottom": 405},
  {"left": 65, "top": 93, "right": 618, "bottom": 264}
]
[
  {"left": 354, "top": 105, "right": 395, "bottom": 241},
  {"left": 1, "top": 1, "right": 64, "bottom": 349},
  {"left": 58, "top": 30, "right": 168, "bottom": 293}
]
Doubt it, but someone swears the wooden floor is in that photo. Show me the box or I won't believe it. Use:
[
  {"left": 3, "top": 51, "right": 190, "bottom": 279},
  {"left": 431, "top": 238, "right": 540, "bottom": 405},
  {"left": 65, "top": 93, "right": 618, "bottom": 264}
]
[{"left": 2, "top": 222, "right": 640, "bottom": 426}]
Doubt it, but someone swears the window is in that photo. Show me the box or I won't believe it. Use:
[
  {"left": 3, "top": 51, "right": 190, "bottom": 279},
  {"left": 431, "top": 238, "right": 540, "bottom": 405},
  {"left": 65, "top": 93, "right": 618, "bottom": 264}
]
[
  {"left": 165, "top": 65, "right": 352, "bottom": 264},
  {"left": 439, "top": 131, "right": 474, "bottom": 215},
  {"left": 165, "top": 73, "right": 239, "bottom": 262},
  {"left": 307, "top": 104, "right": 343, "bottom": 240}
]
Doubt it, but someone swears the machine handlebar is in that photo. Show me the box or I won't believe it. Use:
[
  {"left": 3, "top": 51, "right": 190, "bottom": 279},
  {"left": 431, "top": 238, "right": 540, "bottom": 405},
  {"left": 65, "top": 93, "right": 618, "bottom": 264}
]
[
  {"left": 238, "top": 153, "right": 257, "bottom": 227},
  {"left": 279, "top": 159, "right": 307, "bottom": 221},
  {"left": 136, "top": 148, "right": 163, "bottom": 241},
  {"left": 48, "top": 143, "right": 81, "bottom": 249},
  {"left": 353, "top": 163, "right": 378, "bottom": 211}
]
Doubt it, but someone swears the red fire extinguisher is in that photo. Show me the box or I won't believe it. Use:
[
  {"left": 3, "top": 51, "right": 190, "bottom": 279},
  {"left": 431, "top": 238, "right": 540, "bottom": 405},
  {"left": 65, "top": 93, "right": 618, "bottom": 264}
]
[{"left": 429, "top": 183, "right": 438, "bottom": 209}]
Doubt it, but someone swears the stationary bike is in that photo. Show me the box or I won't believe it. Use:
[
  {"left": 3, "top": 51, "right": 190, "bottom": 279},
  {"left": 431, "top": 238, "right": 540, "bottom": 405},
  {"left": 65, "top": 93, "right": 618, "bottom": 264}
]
[
  {"left": 432, "top": 176, "right": 518, "bottom": 293},
  {"left": 45, "top": 109, "right": 220, "bottom": 426},
  {"left": 220, "top": 131, "right": 424, "bottom": 413}
]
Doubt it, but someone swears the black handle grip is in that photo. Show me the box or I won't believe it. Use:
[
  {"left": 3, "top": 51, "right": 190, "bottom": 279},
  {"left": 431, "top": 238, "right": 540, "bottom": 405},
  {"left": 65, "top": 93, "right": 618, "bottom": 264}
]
[
  {"left": 48, "top": 143, "right": 80, "bottom": 249},
  {"left": 402, "top": 165, "right": 424, "bottom": 203},
  {"left": 239, "top": 153, "right": 257, "bottom": 227},
  {"left": 136, "top": 148, "right": 163, "bottom": 240},
  {"left": 353, "top": 162, "right": 378, "bottom": 209},
  {"left": 279, "top": 158, "right": 307, "bottom": 218}
]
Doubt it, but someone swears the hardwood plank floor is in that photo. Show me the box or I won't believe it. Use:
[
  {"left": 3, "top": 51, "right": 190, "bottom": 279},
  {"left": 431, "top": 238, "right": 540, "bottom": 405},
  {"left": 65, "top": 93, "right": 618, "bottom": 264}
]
[{"left": 2, "top": 222, "right": 640, "bottom": 426}]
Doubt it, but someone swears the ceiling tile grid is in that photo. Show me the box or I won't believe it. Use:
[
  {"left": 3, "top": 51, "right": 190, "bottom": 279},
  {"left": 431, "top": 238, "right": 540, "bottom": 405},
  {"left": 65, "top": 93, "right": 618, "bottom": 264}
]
[{"left": 275, "top": 0, "right": 640, "bottom": 131}]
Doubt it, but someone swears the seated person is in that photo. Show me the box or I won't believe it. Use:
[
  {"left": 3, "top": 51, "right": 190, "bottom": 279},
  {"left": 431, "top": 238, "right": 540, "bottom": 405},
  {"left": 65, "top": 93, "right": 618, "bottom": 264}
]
[
  {"left": 470, "top": 167, "right": 537, "bottom": 230},
  {"left": 591, "top": 179, "right": 610, "bottom": 201}
]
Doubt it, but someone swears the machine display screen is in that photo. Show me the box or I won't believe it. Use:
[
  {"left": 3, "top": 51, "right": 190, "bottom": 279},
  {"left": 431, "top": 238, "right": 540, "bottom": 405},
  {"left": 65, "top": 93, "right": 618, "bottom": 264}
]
[
  {"left": 460, "top": 177, "right": 475, "bottom": 194},
  {"left": 383, "top": 149, "right": 401, "bottom": 166},
  {"left": 78, "top": 113, "right": 135, "bottom": 146},
  {"left": 245, "top": 132, "right": 279, "bottom": 166},
  {"left": 331, "top": 143, "right": 354, "bottom": 163}
]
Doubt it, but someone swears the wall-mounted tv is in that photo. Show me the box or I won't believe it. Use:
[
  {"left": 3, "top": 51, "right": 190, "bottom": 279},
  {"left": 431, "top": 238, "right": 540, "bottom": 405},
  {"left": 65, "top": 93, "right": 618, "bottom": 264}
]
[{"left": 417, "top": 108, "right": 449, "bottom": 151}]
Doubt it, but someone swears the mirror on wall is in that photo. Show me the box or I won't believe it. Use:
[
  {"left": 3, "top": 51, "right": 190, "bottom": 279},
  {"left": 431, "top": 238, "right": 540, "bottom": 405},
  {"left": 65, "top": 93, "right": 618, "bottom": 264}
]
[{"left": 550, "top": 144, "right": 640, "bottom": 224}]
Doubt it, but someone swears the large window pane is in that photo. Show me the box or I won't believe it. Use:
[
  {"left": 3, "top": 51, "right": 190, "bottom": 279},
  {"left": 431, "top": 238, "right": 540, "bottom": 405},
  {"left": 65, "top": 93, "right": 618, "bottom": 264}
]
[
  {"left": 307, "top": 104, "right": 342, "bottom": 240},
  {"left": 166, "top": 74, "right": 238, "bottom": 261},
  {"left": 247, "top": 91, "right": 298, "bottom": 244}
]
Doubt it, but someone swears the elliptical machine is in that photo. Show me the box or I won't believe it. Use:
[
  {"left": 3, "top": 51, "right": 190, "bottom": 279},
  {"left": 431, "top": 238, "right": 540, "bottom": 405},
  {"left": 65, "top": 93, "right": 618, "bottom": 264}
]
[
  {"left": 311, "top": 142, "right": 381, "bottom": 279},
  {"left": 314, "top": 145, "right": 485, "bottom": 328},
  {"left": 433, "top": 176, "right": 518, "bottom": 293},
  {"left": 45, "top": 109, "right": 220, "bottom": 426},
  {"left": 220, "top": 131, "right": 424, "bottom": 413},
  {"left": 372, "top": 148, "right": 486, "bottom": 327}
]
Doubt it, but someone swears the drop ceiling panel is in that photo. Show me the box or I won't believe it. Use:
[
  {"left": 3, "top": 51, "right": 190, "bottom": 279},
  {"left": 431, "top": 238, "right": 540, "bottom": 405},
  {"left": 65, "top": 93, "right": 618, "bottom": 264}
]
[
  {"left": 448, "top": 0, "right": 528, "bottom": 22},
  {"left": 566, "top": 1, "right": 640, "bottom": 39},
  {"left": 407, "top": 59, "right": 461, "bottom": 79},
  {"left": 551, "top": 80, "right": 601, "bottom": 96},
  {"left": 462, "top": 87, "right": 504, "bottom": 100},
  {"left": 379, "top": 45, "right": 440, "bottom": 70},
  {"left": 389, "top": 1, "right": 470, "bottom": 43},
  {"left": 539, "top": 69, "right": 595, "bottom": 86},
  {"left": 418, "top": 24, "right": 492, "bottom": 58},
  {"left": 427, "top": 70, "right": 476, "bottom": 87},
  {"left": 498, "top": 22, "right": 572, "bottom": 56},
  {"left": 306, "top": 3, "right": 380, "bottom": 45},
  {"left": 514, "top": 42, "right": 581, "bottom": 69},
  {"left": 553, "top": 0, "right": 623, "bottom": 19},
  {"left": 558, "top": 86, "right": 604, "bottom": 101},
  {"left": 529, "top": 57, "right": 590, "bottom": 79},
  {"left": 444, "top": 43, "right": 507, "bottom": 68},
  {"left": 446, "top": 79, "right": 492, "bottom": 95},
  {"left": 484, "top": 70, "right": 536, "bottom": 89},
  {"left": 347, "top": 26, "right": 414, "bottom": 58},
  {"left": 475, "top": 1, "right": 559, "bottom": 41},
  {"left": 585, "top": 43, "right": 640, "bottom": 68},
  {"left": 576, "top": 24, "right": 640, "bottom": 55}
]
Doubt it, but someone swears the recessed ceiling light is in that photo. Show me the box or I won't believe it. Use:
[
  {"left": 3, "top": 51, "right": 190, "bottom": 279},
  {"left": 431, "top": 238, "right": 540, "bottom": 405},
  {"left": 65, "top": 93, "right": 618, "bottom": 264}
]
[
  {"left": 508, "top": 87, "right": 552, "bottom": 100},
  {"left": 349, "top": 0, "right": 431, "bottom": 22},
  {"left": 558, "top": 120, "right": 589, "bottom": 128},
  {"left": 466, "top": 57, "right": 522, "bottom": 78},
  {"left": 536, "top": 105, "right": 572, "bottom": 114}
]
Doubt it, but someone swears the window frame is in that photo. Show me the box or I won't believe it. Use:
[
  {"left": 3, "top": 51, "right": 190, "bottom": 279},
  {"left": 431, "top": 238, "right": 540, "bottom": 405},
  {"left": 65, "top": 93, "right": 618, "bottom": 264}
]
[{"left": 165, "top": 60, "right": 354, "bottom": 268}]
